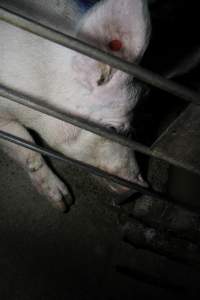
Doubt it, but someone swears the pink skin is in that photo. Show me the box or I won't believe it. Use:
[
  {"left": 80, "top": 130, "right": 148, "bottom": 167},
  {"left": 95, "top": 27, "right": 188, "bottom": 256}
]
[
  {"left": 69, "top": 0, "right": 150, "bottom": 194},
  {"left": 0, "top": 0, "right": 150, "bottom": 210}
]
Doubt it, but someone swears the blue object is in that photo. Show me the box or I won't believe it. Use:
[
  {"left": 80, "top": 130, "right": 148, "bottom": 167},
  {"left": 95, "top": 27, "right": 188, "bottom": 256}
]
[{"left": 75, "top": 0, "right": 101, "bottom": 12}]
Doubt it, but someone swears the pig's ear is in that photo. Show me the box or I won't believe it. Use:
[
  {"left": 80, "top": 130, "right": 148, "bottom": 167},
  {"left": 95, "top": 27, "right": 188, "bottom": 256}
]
[{"left": 76, "top": 0, "right": 151, "bottom": 62}]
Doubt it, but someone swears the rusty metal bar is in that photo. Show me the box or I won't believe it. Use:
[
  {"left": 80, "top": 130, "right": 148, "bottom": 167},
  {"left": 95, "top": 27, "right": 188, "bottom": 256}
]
[{"left": 0, "top": 6, "right": 200, "bottom": 105}]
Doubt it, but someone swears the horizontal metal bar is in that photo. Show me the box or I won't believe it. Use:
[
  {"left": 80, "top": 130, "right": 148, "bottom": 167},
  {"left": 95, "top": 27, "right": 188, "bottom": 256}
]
[
  {"left": 1, "top": 84, "right": 200, "bottom": 176},
  {"left": 0, "top": 6, "right": 200, "bottom": 105},
  {"left": 1, "top": 129, "right": 200, "bottom": 214},
  {"left": 0, "top": 130, "right": 163, "bottom": 198},
  {"left": 0, "top": 84, "right": 151, "bottom": 156}
]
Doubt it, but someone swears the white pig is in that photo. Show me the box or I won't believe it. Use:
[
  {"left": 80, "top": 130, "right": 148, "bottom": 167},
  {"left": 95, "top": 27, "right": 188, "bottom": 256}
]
[{"left": 0, "top": 0, "right": 151, "bottom": 211}]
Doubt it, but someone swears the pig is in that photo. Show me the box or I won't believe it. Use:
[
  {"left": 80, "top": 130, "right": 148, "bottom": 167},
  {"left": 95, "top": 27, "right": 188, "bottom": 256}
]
[{"left": 0, "top": 0, "right": 151, "bottom": 211}]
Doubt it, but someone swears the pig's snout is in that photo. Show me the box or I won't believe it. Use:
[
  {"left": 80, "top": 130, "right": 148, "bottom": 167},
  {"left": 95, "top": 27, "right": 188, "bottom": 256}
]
[
  {"left": 107, "top": 174, "right": 148, "bottom": 195},
  {"left": 108, "top": 182, "right": 132, "bottom": 194}
]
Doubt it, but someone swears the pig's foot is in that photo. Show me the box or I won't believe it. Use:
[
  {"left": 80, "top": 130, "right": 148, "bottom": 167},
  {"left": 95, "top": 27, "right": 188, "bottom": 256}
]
[
  {"left": 28, "top": 158, "right": 72, "bottom": 211},
  {"left": 0, "top": 120, "right": 72, "bottom": 211}
]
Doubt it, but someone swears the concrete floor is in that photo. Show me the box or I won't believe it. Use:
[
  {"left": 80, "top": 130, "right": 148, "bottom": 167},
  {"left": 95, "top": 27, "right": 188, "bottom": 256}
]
[
  {"left": 0, "top": 149, "right": 115, "bottom": 300},
  {"left": 0, "top": 149, "right": 182, "bottom": 300}
]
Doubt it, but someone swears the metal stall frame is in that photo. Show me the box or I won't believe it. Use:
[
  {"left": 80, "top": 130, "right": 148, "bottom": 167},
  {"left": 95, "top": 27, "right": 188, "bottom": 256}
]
[{"left": 0, "top": 6, "right": 199, "bottom": 211}]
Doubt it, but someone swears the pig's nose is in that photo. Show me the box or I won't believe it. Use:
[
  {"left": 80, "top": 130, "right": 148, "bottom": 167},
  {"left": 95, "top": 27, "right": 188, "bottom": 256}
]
[
  {"left": 108, "top": 174, "right": 148, "bottom": 194},
  {"left": 108, "top": 183, "right": 131, "bottom": 194}
]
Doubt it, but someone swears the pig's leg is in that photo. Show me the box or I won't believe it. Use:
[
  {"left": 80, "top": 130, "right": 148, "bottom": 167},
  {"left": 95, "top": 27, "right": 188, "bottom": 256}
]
[{"left": 0, "top": 120, "right": 72, "bottom": 211}]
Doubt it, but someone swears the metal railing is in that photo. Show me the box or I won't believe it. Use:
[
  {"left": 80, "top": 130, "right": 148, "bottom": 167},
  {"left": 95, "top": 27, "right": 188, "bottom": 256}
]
[{"left": 0, "top": 5, "right": 200, "bottom": 208}]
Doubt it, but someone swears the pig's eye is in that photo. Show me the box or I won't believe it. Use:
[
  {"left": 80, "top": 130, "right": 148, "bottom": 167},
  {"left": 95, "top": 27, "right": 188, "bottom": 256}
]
[
  {"left": 109, "top": 126, "right": 130, "bottom": 137},
  {"left": 108, "top": 126, "right": 117, "bottom": 133},
  {"left": 108, "top": 39, "right": 123, "bottom": 52}
]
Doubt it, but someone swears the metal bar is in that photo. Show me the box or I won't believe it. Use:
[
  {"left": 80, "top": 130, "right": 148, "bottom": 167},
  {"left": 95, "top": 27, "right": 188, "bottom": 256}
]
[
  {"left": 1, "top": 129, "right": 200, "bottom": 214},
  {"left": 1, "top": 84, "right": 200, "bottom": 176},
  {"left": 0, "top": 84, "right": 150, "bottom": 156},
  {"left": 0, "top": 6, "right": 200, "bottom": 105},
  {"left": 0, "top": 129, "right": 165, "bottom": 199},
  {"left": 0, "top": 7, "right": 200, "bottom": 175}
]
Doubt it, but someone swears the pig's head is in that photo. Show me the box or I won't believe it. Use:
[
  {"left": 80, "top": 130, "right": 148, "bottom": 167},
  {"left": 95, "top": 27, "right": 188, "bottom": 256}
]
[
  {"left": 76, "top": 0, "right": 150, "bottom": 61},
  {"left": 67, "top": 0, "right": 151, "bottom": 194}
]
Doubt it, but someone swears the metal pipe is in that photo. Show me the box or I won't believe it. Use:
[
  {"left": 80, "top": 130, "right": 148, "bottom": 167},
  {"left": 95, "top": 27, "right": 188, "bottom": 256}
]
[
  {"left": 0, "top": 84, "right": 150, "bottom": 156},
  {"left": 0, "top": 129, "right": 165, "bottom": 199},
  {"left": 0, "top": 6, "right": 199, "bottom": 216},
  {"left": 1, "top": 84, "right": 200, "bottom": 176},
  {"left": 0, "top": 130, "right": 199, "bottom": 214},
  {"left": 1, "top": 129, "right": 199, "bottom": 214},
  {"left": 0, "top": 6, "right": 200, "bottom": 105}
]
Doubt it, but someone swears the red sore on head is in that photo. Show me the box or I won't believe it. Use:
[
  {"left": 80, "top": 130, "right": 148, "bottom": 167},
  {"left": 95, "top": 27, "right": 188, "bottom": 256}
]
[{"left": 108, "top": 39, "right": 123, "bottom": 51}]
